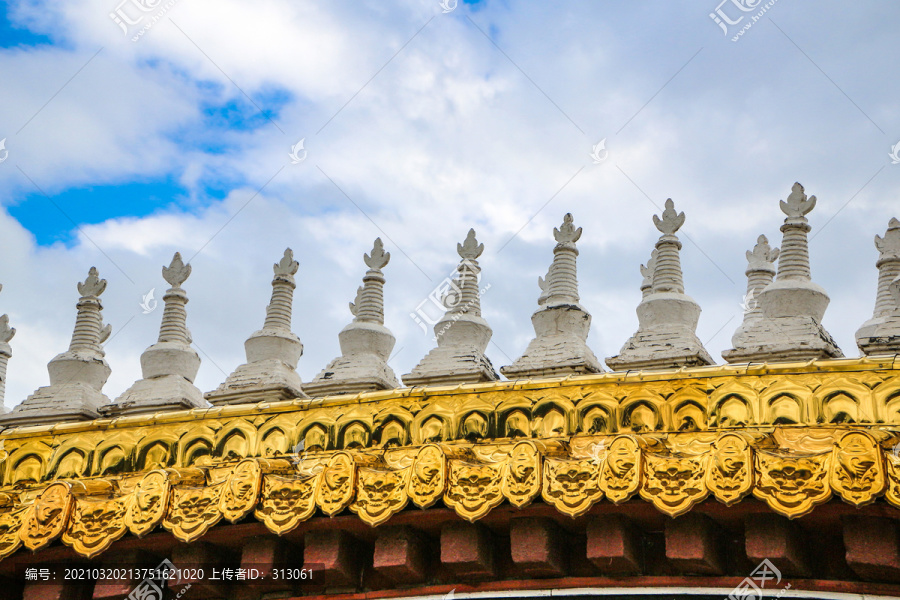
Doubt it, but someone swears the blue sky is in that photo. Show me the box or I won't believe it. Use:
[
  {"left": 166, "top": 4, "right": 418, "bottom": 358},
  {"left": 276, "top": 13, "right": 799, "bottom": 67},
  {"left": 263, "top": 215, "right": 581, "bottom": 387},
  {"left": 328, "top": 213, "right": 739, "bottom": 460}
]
[{"left": 0, "top": 0, "right": 899, "bottom": 408}]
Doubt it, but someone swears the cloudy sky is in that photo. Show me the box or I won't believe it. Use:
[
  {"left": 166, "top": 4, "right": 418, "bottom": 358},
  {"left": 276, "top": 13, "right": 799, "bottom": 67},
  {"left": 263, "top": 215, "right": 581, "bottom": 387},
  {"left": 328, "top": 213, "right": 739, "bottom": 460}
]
[{"left": 0, "top": 0, "right": 898, "bottom": 409}]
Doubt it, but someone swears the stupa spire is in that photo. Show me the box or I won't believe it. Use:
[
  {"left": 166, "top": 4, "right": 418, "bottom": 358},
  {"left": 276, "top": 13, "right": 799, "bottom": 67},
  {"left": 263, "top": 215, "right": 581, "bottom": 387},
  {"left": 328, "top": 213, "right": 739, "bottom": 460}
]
[
  {"left": 727, "top": 235, "right": 779, "bottom": 350},
  {"left": 103, "top": 253, "right": 205, "bottom": 416},
  {"left": 207, "top": 248, "right": 307, "bottom": 405},
  {"left": 502, "top": 214, "right": 602, "bottom": 378},
  {"left": 743, "top": 235, "right": 779, "bottom": 319},
  {"left": 606, "top": 200, "right": 714, "bottom": 370},
  {"left": 157, "top": 253, "right": 191, "bottom": 345},
  {"left": 651, "top": 199, "right": 686, "bottom": 293},
  {"left": 0, "top": 285, "right": 15, "bottom": 410},
  {"left": 351, "top": 238, "right": 389, "bottom": 324},
  {"left": 404, "top": 230, "right": 498, "bottom": 386},
  {"left": 306, "top": 238, "right": 400, "bottom": 395},
  {"left": 856, "top": 218, "right": 900, "bottom": 355},
  {"left": 0, "top": 269, "right": 113, "bottom": 426},
  {"left": 539, "top": 213, "right": 581, "bottom": 305},
  {"left": 450, "top": 229, "right": 484, "bottom": 317},
  {"left": 724, "top": 182, "right": 842, "bottom": 363},
  {"left": 262, "top": 249, "right": 299, "bottom": 331},
  {"left": 776, "top": 182, "right": 816, "bottom": 281},
  {"left": 639, "top": 249, "right": 658, "bottom": 298}
]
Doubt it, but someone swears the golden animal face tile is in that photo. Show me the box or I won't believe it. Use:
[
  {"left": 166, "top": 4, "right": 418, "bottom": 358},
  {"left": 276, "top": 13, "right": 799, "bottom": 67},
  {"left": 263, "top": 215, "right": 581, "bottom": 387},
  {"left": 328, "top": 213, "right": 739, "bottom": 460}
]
[
  {"left": 753, "top": 449, "right": 831, "bottom": 518},
  {"left": 220, "top": 458, "right": 262, "bottom": 523},
  {"left": 830, "top": 431, "right": 884, "bottom": 507},
  {"left": 541, "top": 457, "right": 602, "bottom": 518},
  {"left": 599, "top": 435, "right": 641, "bottom": 504},
  {"left": 706, "top": 433, "right": 753, "bottom": 505},
  {"left": 254, "top": 473, "right": 319, "bottom": 535},
  {"left": 502, "top": 441, "right": 542, "bottom": 509},
  {"left": 408, "top": 445, "right": 445, "bottom": 509},
  {"left": 162, "top": 482, "right": 224, "bottom": 543},
  {"left": 21, "top": 482, "right": 72, "bottom": 552},
  {"left": 0, "top": 506, "right": 26, "bottom": 560},
  {"left": 62, "top": 496, "right": 127, "bottom": 558},
  {"left": 640, "top": 452, "right": 709, "bottom": 517},
  {"left": 125, "top": 470, "right": 170, "bottom": 538},
  {"left": 351, "top": 466, "right": 410, "bottom": 526},
  {"left": 317, "top": 452, "right": 356, "bottom": 517},
  {"left": 444, "top": 459, "right": 504, "bottom": 522}
]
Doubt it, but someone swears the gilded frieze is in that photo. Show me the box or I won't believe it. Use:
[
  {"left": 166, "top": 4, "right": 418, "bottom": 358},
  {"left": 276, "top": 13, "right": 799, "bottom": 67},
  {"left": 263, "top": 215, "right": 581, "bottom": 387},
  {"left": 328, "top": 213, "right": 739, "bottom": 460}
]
[{"left": 0, "top": 358, "right": 897, "bottom": 560}]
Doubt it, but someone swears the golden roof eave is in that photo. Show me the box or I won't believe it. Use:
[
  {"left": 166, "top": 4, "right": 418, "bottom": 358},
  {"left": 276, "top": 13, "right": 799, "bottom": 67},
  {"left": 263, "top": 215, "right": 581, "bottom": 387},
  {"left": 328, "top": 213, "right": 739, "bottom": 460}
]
[{"left": 1, "top": 355, "right": 896, "bottom": 440}]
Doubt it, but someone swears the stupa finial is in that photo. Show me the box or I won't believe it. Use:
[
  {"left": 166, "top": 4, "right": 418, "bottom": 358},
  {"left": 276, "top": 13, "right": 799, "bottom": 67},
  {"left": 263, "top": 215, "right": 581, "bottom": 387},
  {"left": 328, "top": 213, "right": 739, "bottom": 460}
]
[
  {"left": 162, "top": 252, "right": 191, "bottom": 288},
  {"left": 746, "top": 235, "right": 779, "bottom": 272},
  {"left": 653, "top": 198, "right": 685, "bottom": 235},
  {"left": 364, "top": 237, "right": 390, "bottom": 270},
  {"left": 780, "top": 182, "right": 816, "bottom": 218},
  {"left": 274, "top": 248, "right": 299, "bottom": 277},
  {"left": 554, "top": 213, "right": 582, "bottom": 244},
  {"left": 458, "top": 229, "right": 484, "bottom": 260}
]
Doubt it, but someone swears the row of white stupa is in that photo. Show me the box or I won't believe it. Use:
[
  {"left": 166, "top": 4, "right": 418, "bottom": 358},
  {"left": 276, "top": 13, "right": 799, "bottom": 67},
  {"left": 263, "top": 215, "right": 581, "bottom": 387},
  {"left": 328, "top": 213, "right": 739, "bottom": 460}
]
[{"left": 0, "top": 182, "right": 898, "bottom": 427}]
